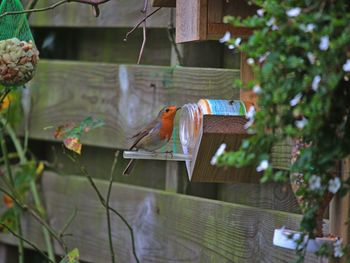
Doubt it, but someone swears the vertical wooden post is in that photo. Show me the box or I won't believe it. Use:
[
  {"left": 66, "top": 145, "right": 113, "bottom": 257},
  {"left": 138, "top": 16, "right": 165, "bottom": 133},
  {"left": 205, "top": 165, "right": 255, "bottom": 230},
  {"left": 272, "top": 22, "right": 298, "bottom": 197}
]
[
  {"left": 330, "top": 158, "right": 350, "bottom": 263},
  {"left": 240, "top": 52, "right": 257, "bottom": 108}
]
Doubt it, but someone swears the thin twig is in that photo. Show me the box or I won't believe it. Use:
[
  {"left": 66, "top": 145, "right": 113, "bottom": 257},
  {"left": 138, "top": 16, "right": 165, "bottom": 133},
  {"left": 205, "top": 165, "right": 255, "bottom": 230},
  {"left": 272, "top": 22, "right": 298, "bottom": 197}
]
[
  {"left": 0, "top": 223, "right": 55, "bottom": 263},
  {"left": 123, "top": 7, "right": 162, "bottom": 41},
  {"left": 167, "top": 9, "right": 183, "bottom": 65},
  {"left": 64, "top": 150, "right": 140, "bottom": 263},
  {"left": 106, "top": 151, "right": 120, "bottom": 263},
  {"left": 59, "top": 208, "right": 77, "bottom": 239},
  {"left": 0, "top": 0, "right": 111, "bottom": 19},
  {"left": 1, "top": 117, "right": 56, "bottom": 261},
  {"left": 137, "top": 0, "right": 149, "bottom": 64},
  {"left": 0, "top": 126, "right": 24, "bottom": 263},
  {"left": 0, "top": 184, "right": 68, "bottom": 253}
]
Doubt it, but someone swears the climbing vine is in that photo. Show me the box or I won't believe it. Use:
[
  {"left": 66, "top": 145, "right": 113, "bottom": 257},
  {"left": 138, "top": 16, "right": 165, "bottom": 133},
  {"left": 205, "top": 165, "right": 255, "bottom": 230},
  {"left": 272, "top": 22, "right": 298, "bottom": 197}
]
[{"left": 217, "top": 0, "right": 350, "bottom": 260}]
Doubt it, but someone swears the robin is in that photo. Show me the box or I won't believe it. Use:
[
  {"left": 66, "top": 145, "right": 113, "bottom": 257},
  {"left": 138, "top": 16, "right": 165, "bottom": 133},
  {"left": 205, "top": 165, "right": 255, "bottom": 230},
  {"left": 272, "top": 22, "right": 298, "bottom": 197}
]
[{"left": 123, "top": 105, "right": 181, "bottom": 176}]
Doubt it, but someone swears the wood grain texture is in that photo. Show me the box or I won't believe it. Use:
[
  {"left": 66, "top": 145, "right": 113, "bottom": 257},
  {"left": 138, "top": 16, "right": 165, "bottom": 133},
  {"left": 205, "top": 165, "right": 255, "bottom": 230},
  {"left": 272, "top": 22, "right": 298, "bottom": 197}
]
[
  {"left": 218, "top": 183, "right": 301, "bottom": 214},
  {"left": 152, "top": 0, "right": 176, "bottom": 7},
  {"left": 189, "top": 116, "right": 259, "bottom": 183},
  {"left": 24, "top": 0, "right": 170, "bottom": 28},
  {"left": 33, "top": 28, "right": 172, "bottom": 65},
  {"left": 176, "top": 0, "right": 207, "bottom": 43},
  {"left": 240, "top": 52, "right": 257, "bottom": 108},
  {"left": 24, "top": 60, "right": 241, "bottom": 152},
  {"left": 0, "top": 173, "right": 327, "bottom": 262}
]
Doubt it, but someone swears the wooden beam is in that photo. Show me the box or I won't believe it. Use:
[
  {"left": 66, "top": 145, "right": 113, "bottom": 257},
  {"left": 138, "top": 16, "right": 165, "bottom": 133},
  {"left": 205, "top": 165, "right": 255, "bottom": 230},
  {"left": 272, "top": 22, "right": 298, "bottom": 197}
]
[
  {"left": 189, "top": 115, "right": 259, "bottom": 183},
  {"left": 24, "top": 0, "right": 170, "bottom": 28},
  {"left": 0, "top": 173, "right": 327, "bottom": 262},
  {"left": 330, "top": 158, "right": 350, "bottom": 263},
  {"left": 176, "top": 0, "right": 208, "bottom": 42},
  {"left": 24, "top": 60, "right": 240, "bottom": 151}
]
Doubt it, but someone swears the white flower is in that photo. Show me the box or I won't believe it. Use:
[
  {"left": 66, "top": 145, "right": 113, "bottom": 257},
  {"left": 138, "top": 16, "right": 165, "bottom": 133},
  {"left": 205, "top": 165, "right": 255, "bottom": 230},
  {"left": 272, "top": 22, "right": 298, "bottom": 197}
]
[
  {"left": 257, "top": 160, "right": 269, "bottom": 172},
  {"left": 309, "top": 175, "right": 321, "bottom": 190},
  {"left": 300, "top": 23, "right": 316, "bottom": 32},
  {"left": 328, "top": 177, "right": 341, "bottom": 193},
  {"left": 334, "top": 239, "right": 344, "bottom": 258},
  {"left": 272, "top": 25, "right": 279, "bottom": 31},
  {"left": 235, "top": 37, "right": 242, "bottom": 46},
  {"left": 244, "top": 118, "right": 254, "bottom": 129},
  {"left": 246, "top": 106, "right": 255, "bottom": 120},
  {"left": 219, "top": 31, "right": 231, "bottom": 43},
  {"left": 312, "top": 75, "right": 321, "bottom": 91},
  {"left": 286, "top": 7, "right": 301, "bottom": 17},
  {"left": 267, "top": 17, "right": 276, "bottom": 27},
  {"left": 228, "top": 44, "right": 235, "bottom": 49},
  {"left": 307, "top": 52, "right": 316, "bottom": 64},
  {"left": 343, "top": 59, "right": 350, "bottom": 72},
  {"left": 257, "top": 9, "right": 264, "bottom": 17},
  {"left": 210, "top": 143, "right": 227, "bottom": 165},
  {"left": 247, "top": 58, "right": 254, "bottom": 65},
  {"left": 319, "top": 36, "right": 329, "bottom": 51},
  {"left": 295, "top": 117, "right": 308, "bottom": 129},
  {"left": 290, "top": 93, "right": 302, "bottom": 106},
  {"left": 259, "top": 52, "right": 270, "bottom": 63},
  {"left": 306, "top": 23, "right": 316, "bottom": 32},
  {"left": 253, "top": 85, "right": 262, "bottom": 94}
]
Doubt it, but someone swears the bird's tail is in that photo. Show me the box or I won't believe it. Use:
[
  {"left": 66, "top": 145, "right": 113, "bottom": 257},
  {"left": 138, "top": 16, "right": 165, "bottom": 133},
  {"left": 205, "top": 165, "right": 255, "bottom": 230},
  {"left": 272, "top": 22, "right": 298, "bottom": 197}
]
[{"left": 123, "top": 159, "right": 137, "bottom": 176}]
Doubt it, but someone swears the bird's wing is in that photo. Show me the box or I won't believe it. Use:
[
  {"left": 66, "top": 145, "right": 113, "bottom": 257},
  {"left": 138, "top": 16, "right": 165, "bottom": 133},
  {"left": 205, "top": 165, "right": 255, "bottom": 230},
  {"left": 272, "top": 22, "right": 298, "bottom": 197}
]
[{"left": 128, "top": 119, "right": 160, "bottom": 150}]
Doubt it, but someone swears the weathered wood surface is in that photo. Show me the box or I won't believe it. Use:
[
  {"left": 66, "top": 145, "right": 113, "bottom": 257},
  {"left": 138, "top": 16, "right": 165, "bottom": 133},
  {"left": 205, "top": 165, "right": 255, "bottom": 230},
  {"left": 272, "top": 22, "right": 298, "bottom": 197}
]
[
  {"left": 218, "top": 183, "right": 301, "bottom": 214},
  {"left": 24, "top": 0, "right": 170, "bottom": 28},
  {"left": 0, "top": 173, "right": 327, "bottom": 262},
  {"left": 33, "top": 28, "right": 172, "bottom": 66},
  {"left": 330, "top": 158, "right": 350, "bottom": 263},
  {"left": 24, "top": 60, "right": 241, "bottom": 152},
  {"left": 189, "top": 116, "right": 259, "bottom": 183},
  {"left": 176, "top": 0, "right": 207, "bottom": 43},
  {"left": 176, "top": 0, "right": 255, "bottom": 43}
]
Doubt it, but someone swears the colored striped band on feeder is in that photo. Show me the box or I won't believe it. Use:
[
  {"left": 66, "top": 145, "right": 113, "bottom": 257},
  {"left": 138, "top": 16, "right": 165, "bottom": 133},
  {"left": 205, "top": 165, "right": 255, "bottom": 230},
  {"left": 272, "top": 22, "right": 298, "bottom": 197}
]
[
  {"left": 0, "top": 38, "right": 39, "bottom": 86},
  {"left": 179, "top": 99, "right": 248, "bottom": 158}
]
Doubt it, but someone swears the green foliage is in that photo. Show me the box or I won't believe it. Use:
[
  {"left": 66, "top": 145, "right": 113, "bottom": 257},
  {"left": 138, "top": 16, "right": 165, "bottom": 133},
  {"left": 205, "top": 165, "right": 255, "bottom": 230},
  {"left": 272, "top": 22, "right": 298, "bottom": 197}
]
[
  {"left": 54, "top": 117, "right": 105, "bottom": 154},
  {"left": 59, "top": 248, "right": 80, "bottom": 263},
  {"left": 219, "top": 0, "right": 350, "bottom": 259}
]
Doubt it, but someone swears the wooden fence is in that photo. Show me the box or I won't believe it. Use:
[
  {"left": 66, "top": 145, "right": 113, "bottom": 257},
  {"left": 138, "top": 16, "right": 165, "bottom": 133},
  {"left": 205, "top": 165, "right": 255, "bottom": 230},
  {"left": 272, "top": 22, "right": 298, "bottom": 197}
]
[{"left": 0, "top": 1, "right": 333, "bottom": 262}]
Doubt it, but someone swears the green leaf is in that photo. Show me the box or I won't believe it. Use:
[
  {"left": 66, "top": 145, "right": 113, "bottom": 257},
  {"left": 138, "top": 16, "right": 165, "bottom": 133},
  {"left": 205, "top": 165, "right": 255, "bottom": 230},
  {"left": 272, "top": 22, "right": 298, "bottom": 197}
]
[
  {"left": 14, "top": 161, "right": 36, "bottom": 198},
  {"left": 0, "top": 208, "right": 17, "bottom": 233},
  {"left": 54, "top": 117, "right": 105, "bottom": 154},
  {"left": 59, "top": 248, "right": 80, "bottom": 263}
]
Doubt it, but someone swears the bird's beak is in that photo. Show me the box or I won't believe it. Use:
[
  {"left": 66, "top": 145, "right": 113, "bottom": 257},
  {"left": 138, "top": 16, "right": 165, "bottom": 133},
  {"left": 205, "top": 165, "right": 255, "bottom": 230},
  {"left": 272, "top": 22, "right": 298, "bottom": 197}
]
[{"left": 176, "top": 106, "right": 182, "bottom": 111}]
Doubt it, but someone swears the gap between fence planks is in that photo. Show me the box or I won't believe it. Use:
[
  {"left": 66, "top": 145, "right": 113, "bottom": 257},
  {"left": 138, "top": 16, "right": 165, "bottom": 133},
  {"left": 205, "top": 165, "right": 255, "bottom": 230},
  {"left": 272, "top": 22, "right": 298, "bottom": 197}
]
[
  {"left": 23, "top": 0, "right": 170, "bottom": 28},
  {"left": 0, "top": 172, "right": 327, "bottom": 262}
]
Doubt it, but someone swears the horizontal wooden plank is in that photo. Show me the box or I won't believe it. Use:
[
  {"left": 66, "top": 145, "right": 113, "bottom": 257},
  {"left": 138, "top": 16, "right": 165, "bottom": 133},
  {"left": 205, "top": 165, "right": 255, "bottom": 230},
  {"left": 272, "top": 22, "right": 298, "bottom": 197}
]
[
  {"left": 0, "top": 173, "right": 327, "bottom": 262},
  {"left": 24, "top": 0, "right": 170, "bottom": 28},
  {"left": 218, "top": 183, "right": 301, "bottom": 214},
  {"left": 24, "top": 60, "right": 241, "bottom": 152}
]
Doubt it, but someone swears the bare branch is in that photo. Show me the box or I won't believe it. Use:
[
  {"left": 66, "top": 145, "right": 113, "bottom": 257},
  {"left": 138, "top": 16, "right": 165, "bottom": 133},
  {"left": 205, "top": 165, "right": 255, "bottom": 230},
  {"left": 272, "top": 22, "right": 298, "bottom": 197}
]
[
  {"left": 0, "top": 0, "right": 111, "bottom": 19},
  {"left": 123, "top": 7, "right": 162, "bottom": 42},
  {"left": 0, "top": 223, "right": 55, "bottom": 263}
]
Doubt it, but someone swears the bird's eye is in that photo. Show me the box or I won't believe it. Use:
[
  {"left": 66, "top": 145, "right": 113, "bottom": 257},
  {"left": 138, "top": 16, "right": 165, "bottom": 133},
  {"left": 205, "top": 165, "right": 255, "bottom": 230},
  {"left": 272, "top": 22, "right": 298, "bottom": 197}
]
[{"left": 165, "top": 108, "right": 170, "bottom": 112}]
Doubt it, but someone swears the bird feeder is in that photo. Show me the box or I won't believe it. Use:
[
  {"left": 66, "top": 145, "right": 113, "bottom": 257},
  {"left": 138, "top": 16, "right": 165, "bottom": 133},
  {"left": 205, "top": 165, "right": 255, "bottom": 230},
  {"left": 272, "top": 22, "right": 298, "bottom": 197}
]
[
  {"left": 152, "top": 0, "right": 256, "bottom": 43},
  {"left": 183, "top": 115, "right": 259, "bottom": 183},
  {"left": 175, "top": 0, "right": 256, "bottom": 43}
]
